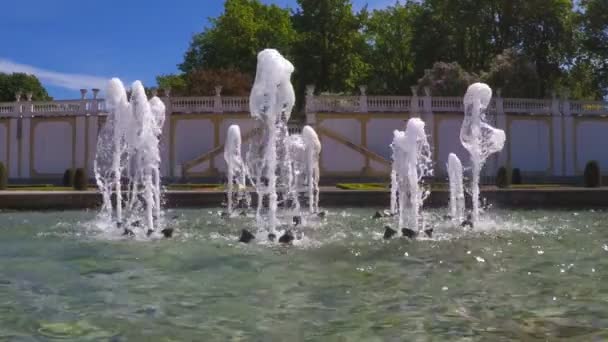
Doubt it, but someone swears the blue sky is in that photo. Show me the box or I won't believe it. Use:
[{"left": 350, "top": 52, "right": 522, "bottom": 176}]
[{"left": 0, "top": 0, "right": 393, "bottom": 99}]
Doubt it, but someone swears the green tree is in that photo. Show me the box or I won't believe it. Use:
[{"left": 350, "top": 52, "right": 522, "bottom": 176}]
[
  {"left": 0, "top": 73, "right": 51, "bottom": 102},
  {"left": 179, "top": 0, "right": 296, "bottom": 75},
  {"left": 577, "top": 0, "right": 608, "bottom": 97},
  {"left": 292, "top": 0, "right": 370, "bottom": 94},
  {"left": 364, "top": 3, "right": 417, "bottom": 94},
  {"left": 417, "top": 62, "right": 478, "bottom": 96},
  {"left": 156, "top": 74, "right": 187, "bottom": 96},
  {"left": 481, "top": 49, "right": 541, "bottom": 98}
]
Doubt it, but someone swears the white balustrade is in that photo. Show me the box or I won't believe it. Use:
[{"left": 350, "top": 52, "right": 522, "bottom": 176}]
[
  {"left": 569, "top": 100, "right": 607, "bottom": 116},
  {"left": 221, "top": 97, "right": 249, "bottom": 112},
  {"left": 170, "top": 97, "right": 215, "bottom": 113},
  {"left": 503, "top": 98, "right": 552, "bottom": 114},
  {"left": 0, "top": 92, "right": 604, "bottom": 118},
  {"left": 31, "top": 100, "right": 83, "bottom": 115},
  {"left": 431, "top": 97, "right": 463, "bottom": 112},
  {"left": 314, "top": 96, "right": 361, "bottom": 112},
  {"left": 367, "top": 96, "right": 411, "bottom": 112}
]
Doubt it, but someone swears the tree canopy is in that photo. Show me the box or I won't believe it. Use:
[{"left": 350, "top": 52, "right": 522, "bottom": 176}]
[
  {"left": 0, "top": 73, "right": 51, "bottom": 102},
  {"left": 161, "top": 0, "right": 607, "bottom": 102}
]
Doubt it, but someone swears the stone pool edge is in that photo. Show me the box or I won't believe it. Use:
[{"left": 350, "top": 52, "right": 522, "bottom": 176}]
[{"left": 0, "top": 187, "right": 607, "bottom": 210}]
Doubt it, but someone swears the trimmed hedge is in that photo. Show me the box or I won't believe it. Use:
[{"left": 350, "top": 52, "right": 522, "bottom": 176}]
[
  {"left": 0, "top": 162, "right": 7, "bottom": 190},
  {"left": 584, "top": 160, "right": 601, "bottom": 188},
  {"left": 73, "top": 168, "right": 88, "bottom": 190},
  {"left": 511, "top": 168, "right": 522, "bottom": 185},
  {"left": 496, "top": 166, "right": 510, "bottom": 188},
  {"left": 62, "top": 168, "right": 75, "bottom": 187}
]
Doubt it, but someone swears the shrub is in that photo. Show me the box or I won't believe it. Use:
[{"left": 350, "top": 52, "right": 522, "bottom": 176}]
[
  {"left": 0, "top": 162, "right": 7, "bottom": 190},
  {"left": 511, "top": 168, "right": 522, "bottom": 185},
  {"left": 73, "top": 168, "right": 88, "bottom": 191},
  {"left": 496, "top": 166, "right": 510, "bottom": 188},
  {"left": 62, "top": 168, "right": 75, "bottom": 187},
  {"left": 584, "top": 160, "right": 601, "bottom": 188}
]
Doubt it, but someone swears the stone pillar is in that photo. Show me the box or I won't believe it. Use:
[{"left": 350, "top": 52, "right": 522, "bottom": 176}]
[
  {"left": 8, "top": 93, "right": 21, "bottom": 178},
  {"left": 561, "top": 92, "right": 575, "bottom": 175},
  {"left": 160, "top": 92, "right": 172, "bottom": 178},
  {"left": 19, "top": 94, "right": 33, "bottom": 178},
  {"left": 422, "top": 87, "right": 435, "bottom": 159},
  {"left": 213, "top": 86, "right": 223, "bottom": 113},
  {"left": 495, "top": 88, "right": 508, "bottom": 169},
  {"left": 410, "top": 86, "right": 419, "bottom": 118},
  {"left": 550, "top": 92, "right": 563, "bottom": 176},
  {"left": 305, "top": 85, "right": 317, "bottom": 126},
  {"left": 359, "top": 85, "right": 368, "bottom": 113}
]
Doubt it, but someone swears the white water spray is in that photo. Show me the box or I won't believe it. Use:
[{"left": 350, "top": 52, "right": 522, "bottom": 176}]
[
  {"left": 390, "top": 118, "right": 433, "bottom": 232},
  {"left": 224, "top": 125, "right": 247, "bottom": 215},
  {"left": 246, "top": 49, "right": 295, "bottom": 234},
  {"left": 94, "top": 78, "right": 165, "bottom": 237},
  {"left": 447, "top": 153, "right": 465, "bottom": 222},
  {"left": 460, "top": 83, "right": 506, "bottom": 225}
]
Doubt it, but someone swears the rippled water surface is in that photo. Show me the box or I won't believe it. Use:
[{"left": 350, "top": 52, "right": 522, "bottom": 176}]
[{"left": 0, "top": 208, "right": 607, "bottom": 341}]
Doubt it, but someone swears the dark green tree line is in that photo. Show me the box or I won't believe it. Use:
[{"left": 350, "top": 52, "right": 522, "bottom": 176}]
[{"left": 162, "top": 0, "right": 607, "bottom": 102}]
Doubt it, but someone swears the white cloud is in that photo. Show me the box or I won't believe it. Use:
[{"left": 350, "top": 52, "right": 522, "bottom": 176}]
[{"left": 0, "top": 59, "right": 108, "bottom": 91}]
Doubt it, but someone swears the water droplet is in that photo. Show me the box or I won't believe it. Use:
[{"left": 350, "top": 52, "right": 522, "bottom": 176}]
[
  {"left": 603, "top": 244, "right": 608, "bottom": 252},
  {"left": 592, "top": 268, "right": 596, "bottom": 273},
  {"left": 467, "top": 251, "right": 472, "bottom": 255},
  {"left": 404, "top": 252, "right": 409, "bottom": 257},
  {"left": 442, "top": 286, "right": 448, "bottom": 291},
  {"left": 560, "top": 269, "right": 565, "bottom": 273},
  {"left": 527, "top": 272, "right": 531, "bottom": 275},
  {"left": 537, "top": 250, "right": 544, "bottom": 255},
  {"left": 475, "top": 256, "right": 485, "bottom": 263},
  {"left": 553, "top": 296, "right": 557, "bottom": 301}
]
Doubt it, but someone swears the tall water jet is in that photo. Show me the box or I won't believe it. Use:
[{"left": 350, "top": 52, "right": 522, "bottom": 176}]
[
  {"left": 390, "top": 118, "right": 433, "bottom": 235},
  {"left": 447, "top": 153, "right": 465, "bottom": 222},
  {"left": 224, "top": 125, "right": 247, "bottom": 215},
  {"left": 460, "top": 83, "right": 506, "bottom": 225},
  {"left": 94, "top": 79, "right": 166, "bottom": 237},
  {"left": 246, "top": 49, "right": 295, "bottom": 234},
  {"left": 286, "top": 125, "right": 321, "bottom": 214}
]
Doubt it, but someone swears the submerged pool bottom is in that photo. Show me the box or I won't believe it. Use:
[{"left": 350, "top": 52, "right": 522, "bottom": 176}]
[{"left": 0, "top": 208, "right": 607, "bottom": 340}]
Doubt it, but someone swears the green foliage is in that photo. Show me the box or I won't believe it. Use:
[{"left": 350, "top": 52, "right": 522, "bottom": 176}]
[
  {"left": 170, "top": 0, "right": 607, "bottom": 100},
  {"left": 179, "top": 0, "right": 296, "bottom": 75},
  {"left": 364, "top": 3, "right": 417, "bottom": 94},
  {"left": 73, "top": 168, "right": 88, "bottom": 191},
  {"left": 292, "top": 0, "right": 370, "bottom": 94},
  {"left": 481, "top": 49, "right": 541, "bottom": 98},
  {"left": 583, "top": 160, "right": 601, "bottom": 188},
  {"left": 496, "top": 167, "right": 510, "bottom": 188},
  {"left": 0, "top": 162, "right": 7, "bottom": 190},
  {"left": 0, "top": 73, "right": 51, "bottom": 102},
  {"left": 62, "top": 168, "right": 75, "bottom": 187},
  {"left": 511, "top": 168, "right": 522, "bottom": 185},
  {"left": 417, "top": 62, "right": 478, "bottom": 96}
]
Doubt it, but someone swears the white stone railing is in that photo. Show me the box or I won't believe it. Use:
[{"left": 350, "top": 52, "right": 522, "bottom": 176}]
[
  {"left": 0, "top": 86, "right": 606, "bottom": 117},
  {"left": 171, "top": 97, "right": 215, "bottom": 113},
  {"left": 568, "top": 100, "right": 608, "bottom": 116},
  {"left": 503, "top": 98, "right": 552, "bottom": 114}
]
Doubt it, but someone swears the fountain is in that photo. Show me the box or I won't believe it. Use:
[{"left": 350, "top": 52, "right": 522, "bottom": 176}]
[
  {"left": 447, "top": 153, "right": 465, "bottom": 223},
  {"left": 388, "top": 118, "right": 433, "bottom": 238},
  {"left": 224, "top": 125, "right": 248, "bottom": 216},
  {"left": 285, "top": 125, "right": 321, "bottom": 214},
  {"left": 94, "top": 78, "right": 168, "bottom": 237},
  {"left": 460, "top": 83, "right": 506, "bottom": 225}
]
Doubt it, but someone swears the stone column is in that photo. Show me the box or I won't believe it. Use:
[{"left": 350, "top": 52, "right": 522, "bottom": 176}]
[
  {"left": 8, "top": 92, "right": 21, "bottom": 178},
  {"left": 305, "top": 85, "right": 317, "bottom": 127},
  {"left": 422, "top": 87, "right": 435, "bottom": 159},
  {"left": 213, "top": 86, "right": 223, "bottom": 113},
  {"left": 359, "top": 85, "right": 368, "bottom": 113},
  {"left": 160, "top": 89, "right": 172, "bottom": 178},
  {"left": 495, "top": 89, "right": 508, "bottom": 169},
  {"left": 561, "top": 92, "right": 575, "bottom": 175},
  {"left": 18, "top": 93, "right": 33, "bottom": 178},
  {"left": 550, "top": 92, "right": 563, "bottom": 176},
  {"left": 86, "top": 89, "right": 99, "bottom": 175}
]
